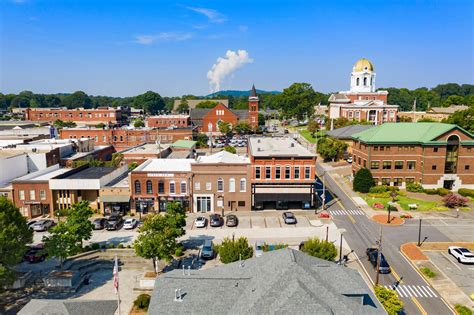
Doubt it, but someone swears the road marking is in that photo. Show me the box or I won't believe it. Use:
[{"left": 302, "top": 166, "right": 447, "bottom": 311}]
[
  {"left": 348, "top": 214, "right": 356, "bottom": 224},
  {"left": 386, "top": 285, "right": 438, "bottom": 299},
  {"left": 425, "top": 286, "right": 438, "bottom": 297},
  {"left": 328, "top": 209, "right": 365, "bottom": 216},
  {"left": 441, "top": 252, "right": 462, "bottom": 271},
  {"left": 391, "top": 268, "right": 402, "bottom": 282},
  {"left": 412, "top": 285, "right": 424, "bottom": 297},
  {"left": 411, "top": 296, "right": 428, "bottom": 315},
  {"left": 406, "top": 285, "right": 418, "bottom": 297},
  {"left": 417, "top": 286, "right": 428, "bottom": 297},
  {"left": 397, "top": 285, "right": 408, "bottom": 298}
]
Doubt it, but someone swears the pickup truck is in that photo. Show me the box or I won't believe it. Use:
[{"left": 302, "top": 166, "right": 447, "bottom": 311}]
[{"left": 366, "top": 248, "right": 391, "bottom": 274}]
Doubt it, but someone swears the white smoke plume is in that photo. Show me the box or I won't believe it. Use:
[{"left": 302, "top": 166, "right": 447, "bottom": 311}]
[{"left": 207, "top": 50, "right": 253, "bottom": 93}]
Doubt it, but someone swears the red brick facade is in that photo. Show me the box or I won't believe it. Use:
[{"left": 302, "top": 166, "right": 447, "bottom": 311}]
[
  {"left": 147, "top": 115, "right": 190, "bottom": 129},
  {"left": 25, "top": 107, "right": 123, "bottom": 125},
  {"left": 202, "top": 104, "right": 239, "bottom": 133},
  {"left": 12, "top": 181, "right": 52, "bottom": 219}
]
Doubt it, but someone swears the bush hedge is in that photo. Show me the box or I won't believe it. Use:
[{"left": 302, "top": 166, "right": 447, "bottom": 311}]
[
  {"left": 424, "top": 188, "right": 438, "bottom": 195},
  {"left": 353, "top": 168, "right": 375, "bottom": 193},
  {"left": 218, "top": 237, "right": 253, "bottom": 264},
  {"left": 458, "top": 188, "right": 474, "bottom": 198},
  {"left": 375, "top": 285, "right": 404, "bottom": 315},
  {"left": 454, "top": 304, "right": 472, "bottom": 315},
  {"left": 406, "top": 182, "right": 424, "bottom": 193},
  {"left": 134, "top": 294, "right": 151, "bottom": 310},
  {"left": 300, "top": 238, "right": 337, "bottom": 261},
  {"left": 91, "top": 243, "right": 100, "bottom": 250},
  {"left": 437, "top": 188, "right": 451, "bottom": 196}
]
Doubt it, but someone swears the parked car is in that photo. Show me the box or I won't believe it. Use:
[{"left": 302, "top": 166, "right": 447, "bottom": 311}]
[
  {"left": 366, "top": 248, "right": 391, "bottom": 274},
  {"left": 255, "top": 241, "right": 264, "bottom": 257},
  {"left": 347, "top": 156, "right": 353, "bottom": 163},
  {"left": 92, "top": 218, "right": 106, "bottom": 230},
  {"left": 27, "top": 220, "right": 38, "bottom": 229},
  {"left": 32, "top": 219, "right": 54, "bottom": 232},
  {"left": 226, "top": 214, "right": 239, "bottom": 227},
  {"left": 448, "top": 246, "right": 474, "bottom": 264},
  {"left": 106, "top": 215, "right": 123, "bottom": 231},
  {"left": 201, "top": 240, "right": 214, "bottom": 259},
  {"left": 23, "top": 244, "right": 47, "bottom": 263},
  {"left": 282, "top": 212, "right": 297, "bottom": 224},
  {"left": 123, "top": 218, "right": 138, "bottom": 230},
  {"left": 210, "top": 214, "right": 224, "bottom": 227},
  {"left": 195, "top": 216, "right": 207, "bottom": 228}
]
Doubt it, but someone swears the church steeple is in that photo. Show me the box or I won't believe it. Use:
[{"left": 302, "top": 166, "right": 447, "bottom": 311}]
[
  {"left": 250, "top": 84, "right": 257, "bottom": 97},
  {"left": 248, "top": 84, "right": 259, "bottom": 128}
]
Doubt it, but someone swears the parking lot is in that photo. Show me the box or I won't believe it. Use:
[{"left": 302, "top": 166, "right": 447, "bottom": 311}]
[{"left": 426, "top": 251, "right": 474, "bottom": 297}]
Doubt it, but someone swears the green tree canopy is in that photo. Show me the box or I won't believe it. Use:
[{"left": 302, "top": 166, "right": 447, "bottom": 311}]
[
  {"left": 217, "top": 237, "right": 253, "bottom": 264},
  {"left": 177, "top": 99, "right": 189, "bottom": 113},
  {"left": 235, "top": 122, "right": 252, "bottom": 134},
  {"left": 65, "top": 201, "right": 94, "bottom": 247},
  {"left": 353, "top": 168, "right": 375, "bottom": 193},
  {"left": 223, "top": 145, "right": 236, "bottom": 154},
  {"left": 133, "top": 91, "right": 165, "bottom": 114},
  {"left": 43, "top": 222, "right": 81, "bottom": 269},
  {"left": 443, "top": 95, "right": 465, "bottom": 107},
  {"left": 307, "top": 120, "right": 320, "bottom": 137},
  {"left": 300, "top": 238, "right": 337, "bottom": 261},
  {"left": 63, "top": 91, "right": 93, "bottom": 109},
  {"left": 442, "top": 106, "right": 474, "bottom": 132},
  {"left": 0, "top": 197, "right": 33, "bottom": 289},
  {"left": 134, "top": 118, "right": 145, "bottom": 128},
  {"left": 218, "top": 121, "right": 232, "bottom": 135},
  {"left": 317, "top": 137, "right": 348, "bottom": 161},
  {"left": 196, "top": 100, "right": 219, "bottom": 109},
  {"left": 273, "top": 83, "right": 323, "bottom": 120}
]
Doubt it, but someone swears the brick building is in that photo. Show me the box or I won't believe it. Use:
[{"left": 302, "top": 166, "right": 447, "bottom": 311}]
[
  {"left": 351, "top": 123, "right": 474, "bottom": 190},
  {"left": 146, "top": 115, "right": 190, "bottom": 128},
  {"left": 25, "top": 107, "right": 124, "bottom": 125},
  {"left": 190, "top": 85, "right": 259, "bottom": 132},
  {"left": 191, "top": 151, "right": 251, "bottom": 214},
  {"left": 248, "top": 137, "right": 317, "bottom": 210},
  {"left": 60, "top": 126, "right": 195, "bottom": 150},
  {"left": 130, "top": 159, "right": 193, "bottom": 214},
  {"left": 328, "top": 58, "right": 398, "bottom": 125}
]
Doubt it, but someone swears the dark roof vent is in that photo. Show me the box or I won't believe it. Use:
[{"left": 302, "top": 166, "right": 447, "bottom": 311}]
[{"left": 290, "top": 143, "right": 295, "bottom": 147}]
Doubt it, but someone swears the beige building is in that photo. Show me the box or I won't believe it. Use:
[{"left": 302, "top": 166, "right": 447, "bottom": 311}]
[
  {"left": 398, "top": 105, "right": 468, "bottom": 122},
  {"left": 191, "top": 151, "right": 251, "bottom": 214},
  {"left": 173, "top": 99, "right": 229, "bottom": 112}
]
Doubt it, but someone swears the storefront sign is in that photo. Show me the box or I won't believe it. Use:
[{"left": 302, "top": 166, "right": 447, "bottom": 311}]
[{"left": 147, "top": 173, "right": 174, "bottom": 178}]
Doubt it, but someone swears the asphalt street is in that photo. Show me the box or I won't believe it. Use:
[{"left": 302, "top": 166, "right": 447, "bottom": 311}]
[{"left": 316, "top": 163, "right": 453, "bottom": 315}]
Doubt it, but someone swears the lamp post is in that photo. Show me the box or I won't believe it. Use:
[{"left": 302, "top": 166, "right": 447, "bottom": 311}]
[
  {"left": 388, "top": 191, "right": 397, "bottom": 224},
  {"left": 416, "top": 217, "right": 428, "bottom": 247},
  {"left": 208, "top": 122, "right": 213, "bottom": 154},
  {"left": 338, "top": 228, "right": 346, "bottom": 264}
]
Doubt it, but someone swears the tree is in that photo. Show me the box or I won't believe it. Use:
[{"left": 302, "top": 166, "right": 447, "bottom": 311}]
[
  {"left": 134, "top": 118, "right": 145, "bottom": 128},
  {"left": 65, "top": 201, "right": 94, "bottom": 248},
  {"left": 196, "top": 133, "right": 209, "bottom": 148},
  {"left": 273, "top": 83, "right": 322, "bottom": 120},
  {"left": 54, "top": 119, "right": 76, "bottom": 128},
  {"left": 63, "top": 91, "right": 92, "bottom": 109},
  {"left": 95, "top": 123, "right": 106, "bottom": 129},
  {"left": 0, "top": 197, "right": 33, "bottom": 289},
  {"left": 223, "top": 145, "right": 236, "bottom": 154},
  {"left": 195, "top": 100, "right": 218, "bottom": 109},
  {"left": 307, "top": 120, "right": 320, "bottom": 137},
  {"left": 218, "top": 121, "right": 232, "bottom": 135},
  {"left": 235, "top": 122, "right": 252, "bottom": 134},
  {"left": 176, "top": 99, "right": 189, "bottom": 113},
  {"left": 317, "top": 137, "right": 348, "bottom": 161},
  {"left": 258, "top": 113, "right": 265, "bottom": 126},
  {"left": 217, "top": 237, "right": 253, "bottom": 264},
  {"left": 333, "top": 117, "right": 351, "bottom": 129},
  {"left": 43, "top": 222, "right": 80, "bottom": 269},
  {"left": 374, "top": 285, "right": 404, "bottom": 315},
  {"left": 443, "top": 95, "right": 465, "bottom": 107},
  {"left": 300, "top": 238, "right": 337, "bottom": 261},
  {"left": 417, "top": 117, "right": 436, "bottom": 122},
  {"left": 443, "top": 106, "right": 474, "bottom": 132},
  {"left": 443, "top": 193, "right": 469, "bottom": 208},
  {"left": 134, "top": 91, "right": 165, "bottom": 114},
  {"left": 353, "top": 168, "right": 375, "bottom": 193},
  {"left": 134, "top": 202, "right": 186, "bottom": 274}
]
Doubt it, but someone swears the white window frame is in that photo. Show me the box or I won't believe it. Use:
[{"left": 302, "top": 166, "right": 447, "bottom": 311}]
[
  {"left": 29, "top": 190, "right": 36, "bottom": 200},
  {"left": 40, "top": 190, "right": 46, "bottom": 200},
  {"left": 229, "top": 178, "right": 235, "bottom": 192},
  {"left": 206, "top": 182, "right": 212, "bottom": 190},
  {"left": 240, "top": 178, "right": 246, "bottom": 192},
  {"left": 285, "top": 165, "right": 291, "bottom": 179},
  {"left": 304, "top": 166, "right": 311, "bottom": 179},
  {"left": 169, "top": 181, "right": 176, "bottom": 194},
  {"left": 255, "top": 166, "right": 261, "bottom": 179},
  {"left": 294, "top": 166, "right": 300, "bottom": 179},
  {"left": 194, "top": 182, "right": 200, "bottom": 191},
  {"left": 265, "top": 166, "right": 271, "bottom": 179},
  {"left": 19, "top": 190, "right": 25, "bottom": 200}
]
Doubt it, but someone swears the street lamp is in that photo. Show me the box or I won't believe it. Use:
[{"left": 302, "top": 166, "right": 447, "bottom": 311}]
[
  {"left": 388, "top": 191, "right": 397, "bottom": 224},
  {"left": 338, "top": 228, "right": 346, "bottom": 264},
  {"left": 208, "top": 122, "right": 213, "bottom": 154},
  {"left": 417, "top": 217, "right": 428, "bottom": 246}
]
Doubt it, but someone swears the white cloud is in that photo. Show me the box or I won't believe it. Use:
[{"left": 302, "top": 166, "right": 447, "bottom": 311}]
[
  {"left": 207, "top": 50, "right": 253, "bottom": 93},
  {"left": 185, "top": 6, "right": 227, "bottom": 23},
  {"left": 238, "top": 25, "right": 248, "bottom": 33},
  {"left": 134, "top": 32, "right": 193, "bottom": 45}
]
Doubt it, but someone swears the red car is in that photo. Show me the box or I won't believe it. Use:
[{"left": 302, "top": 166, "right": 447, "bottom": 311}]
[{"left": 23, "top": 244, "right": 47, "bottom": 263}]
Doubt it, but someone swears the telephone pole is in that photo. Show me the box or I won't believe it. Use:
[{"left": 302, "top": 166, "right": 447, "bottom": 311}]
[{"left": 375, "top": 226, "right": 383, "bottom": 286}]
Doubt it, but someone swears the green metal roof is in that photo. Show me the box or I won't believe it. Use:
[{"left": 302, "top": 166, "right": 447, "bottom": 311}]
[
  {"left": 351, "top": 123, "right": 473, "bottom": 144},
  {"left": 171, "top": 140, "right": 197, "bottom": 149}
]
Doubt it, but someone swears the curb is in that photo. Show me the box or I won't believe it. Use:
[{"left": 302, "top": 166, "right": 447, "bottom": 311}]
[{"left": 371, "top": 214, "right": 405, "bottom": 226}]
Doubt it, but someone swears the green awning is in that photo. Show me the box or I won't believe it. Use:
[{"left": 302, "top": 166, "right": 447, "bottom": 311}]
[{"left": 100, "top": 195, "right": 130, "bottom": 203}]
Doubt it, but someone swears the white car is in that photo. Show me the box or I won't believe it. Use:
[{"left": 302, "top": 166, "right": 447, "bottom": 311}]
[
  {"left": 32, "top": 219, "right": 54, "bottom": 232},
  {"left": 449, "top": 246, "right": 474, "bottom": 264},
  {"left": 347, "top": 156, "right": 353, "bottom": 163},
  {"left": 195, "top": 217, "right": 207, "bottom": 228},
  {"left": 123, "top": 218, "right": 138, "bottom": 230}
]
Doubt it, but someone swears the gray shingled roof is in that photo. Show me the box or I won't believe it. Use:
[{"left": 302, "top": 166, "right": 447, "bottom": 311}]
[
  {"left": 326, "top": 125, "right": 375, "bottom": 140},
  {"left": 18, "top": 299, "right": 118, "bottom": 315},
  {"left": 148, "top": 248, "right": 384, "bottom": 315}
]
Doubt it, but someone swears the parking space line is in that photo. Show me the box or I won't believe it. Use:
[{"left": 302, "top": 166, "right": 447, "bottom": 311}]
[{"left": 441, "top": 252, "right": 462, "bottom": 271}]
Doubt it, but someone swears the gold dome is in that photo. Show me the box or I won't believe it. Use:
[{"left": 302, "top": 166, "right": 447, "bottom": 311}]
[{"left": 353, "top": 58, "right": 374, "bottom": 72}]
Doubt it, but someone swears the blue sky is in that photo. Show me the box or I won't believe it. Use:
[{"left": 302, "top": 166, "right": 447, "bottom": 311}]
[{"left": 1, "top": 0, "right": 473, "bottom": 97}]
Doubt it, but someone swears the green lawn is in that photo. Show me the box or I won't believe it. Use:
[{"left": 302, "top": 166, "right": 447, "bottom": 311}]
[
  {"left": 298, "top": 128, "right": 325, "bottom": 144},
  {"left": 363, "top": 195, "right": 442, "bottom": 212}
]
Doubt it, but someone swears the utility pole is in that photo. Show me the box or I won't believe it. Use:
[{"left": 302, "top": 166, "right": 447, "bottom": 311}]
[
  {"left": 322, "top": 171, "right": 326, "bottom": 211},
  {"left": 375, "top": 227, "right": 383, "bottom": 286},
  {"left": 417, "top": 217, "right": 422, "bottom": 247}
]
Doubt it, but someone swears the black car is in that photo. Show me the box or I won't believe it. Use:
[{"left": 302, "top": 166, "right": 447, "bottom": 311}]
[
  {"left": 23, "top": 244, "right": 47, "bottom": 263},
  {"left": 106, "top": 215, "right": 123, "bottom": 231},
  {"left": 366, "top": 248, "right": 391, "bottom": 274},
  {"left": 226, "top": 214, "right": 238, "bottom": 227},
  {"left": 92, "top": 218, "right": 107, "bottom": 230},
  {"left": 209, "top": 214, "right": 224, "bottom": 227}
]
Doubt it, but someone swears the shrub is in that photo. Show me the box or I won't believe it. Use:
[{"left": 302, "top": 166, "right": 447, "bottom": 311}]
[
  {"left": 458, "top": 188, "right": 474, "bottom": 198},
  {"left": 175, "top": 243, "right": 184, "bottom": 256},
  {"left": 406, "top": 182, "right": 424, "bottom": 193},
  {"left": 353, "top": 168, "right": 375, "bottom": 193},
  {"left": 108, "top": 243, "right": 115, "bottom": 249},
  {"left": 262, "top": 243, "right": 288, "bottom": 252},
  {"left": 101, "top": 244, "right": 108, "bottom": 249},
  {"left": 126, "top": 244, "right": 132, "bottom": 249},
  {"left": 117, "top": 243, "right": 124, "bottom": 249},
  {"left": 134, "top": 294, "right": 151, "bottom": 310},
  {"left": 369, "top": 185, "right": 390, "bottom": 194},
  {"left": 82, "top": 245, "right": 91, "bottom": 252},
  {"left": 437, "top": 188, "right": 451, "bottom": 196},
  {"left": 218, "top": 237, "right": 253, "bottom": 264},
  {"left": 424, "top": 188, "right": 438, "bottom": 195},
  {"left": 300, "top": 238, "right": 337, "bottom": 261},
  {"left": 443, "top": 193, "right": 469, "bottom": 208},
  {"left": 375, "top": 285, "right": 404, "bottom": 315},
  {"left": 223, "top": 145, "right": 237, "bottom": 154},
  {"left": 454, "top": 304, "right": 472, "bottom": 315},
  {"left": 91, "top": 243, "right": 100, "bottom": 250},
  {"left": 420, "top": 267, "right": 436, "bottom": 278}
]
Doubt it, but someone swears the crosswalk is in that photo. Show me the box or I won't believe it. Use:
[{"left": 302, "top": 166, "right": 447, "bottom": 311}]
[
  {"left": 384, "top": 285, "right": 438, "bottom": 298},
  {"left": 328, "top": 209, "right": 366, "bottom": 216}
]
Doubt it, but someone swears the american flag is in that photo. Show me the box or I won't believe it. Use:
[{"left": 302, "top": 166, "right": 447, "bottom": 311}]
[{"left": 113, "top": 255, "right": 119, "bottom": 294}]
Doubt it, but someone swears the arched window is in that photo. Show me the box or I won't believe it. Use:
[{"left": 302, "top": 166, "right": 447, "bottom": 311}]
[
  {"left": 229, "top": 178, "right": 235, "bottom": 192},
  {"left": 134, "top": 180, "right": 141, "bottom": 194},
  {"left": 445, "top": 135, "right": 460, "bottom": 174},
  {"left": 217, "top": 178, "right": 224, "bottom": 192},
  {"left": 356, "top": 78, "right": 360, "bottom": 86},
  {"left": 146, "top": 180, "right": 153, "bottom": 194},
  {"left": 158, "top": 181, "right": 165, "bottom": 194},
  {"left": 363, "top": 77, "right": 367, "bottom": 86},
  {"left": 240, "top": 178, "right": 246, "bottom": 192}
]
